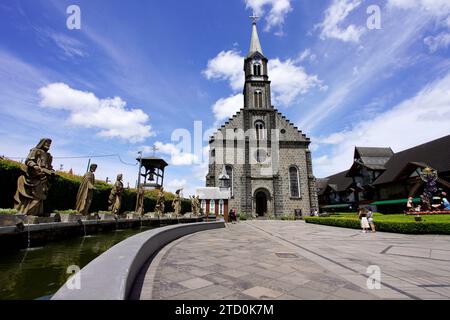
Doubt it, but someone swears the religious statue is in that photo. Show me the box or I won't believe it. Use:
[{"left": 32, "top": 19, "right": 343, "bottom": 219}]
[
  {"left": 76, "top": 164, "right": 97, "bottom": 215},
  {"left": 155, "top": 187, "right": 165, "bottom": 216},
  {"left": 135, "top": 184, "right": 145, "bottom": 216},
  {"left": 420, "top": 167, "right": 438, "bottom": 211},
  {"left": 14, "top": 138, "right": 55, "bottom": 216},
  {"left": 190, "top": 195, "right": 200, "bottom": 216},
  {"left": 172, "top": 189, "right": 182, "bottom": 217},
  {"left": 108, "top": 174, "right": 124, "bottom": 215}
]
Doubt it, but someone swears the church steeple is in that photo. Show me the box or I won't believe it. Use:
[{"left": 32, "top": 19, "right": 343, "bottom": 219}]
[
  {"left": 248, "top": 15, "right": 263, "bottom": 57},
  {"left": 243, "top": 14, "right": 271, "bottom": 110}
]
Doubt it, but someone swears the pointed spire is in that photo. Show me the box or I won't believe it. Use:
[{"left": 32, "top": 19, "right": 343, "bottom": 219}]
[{"left": 248, "top": 14, "right": 263, "bottom": 57}]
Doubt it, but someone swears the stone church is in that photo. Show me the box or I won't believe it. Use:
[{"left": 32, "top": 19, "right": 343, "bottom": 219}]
[{"left": 206, "top": 19, "right": 318, "bottom": 217}]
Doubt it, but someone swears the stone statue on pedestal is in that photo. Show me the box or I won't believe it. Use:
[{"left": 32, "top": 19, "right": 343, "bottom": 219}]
[
  {"left": 108, "top": 174, "right": 124, "bottom": 215},
  {"left": 135, "top": 184, "right": 145, "bottom": 216},
  {"left": 155, "top": 187, "right": 165, "bottom": 216},
  {"left": 14, "top": 138, "right": 55, "bottom": 216},
  {"left": 190, "top": 195, "right": 200, "bottom": 216},
  {"left": 172, "top": 189, "right": 182, "bottom": 217},
  {"left": 76, "top": 164, "right": 97, "bottom": 215}
]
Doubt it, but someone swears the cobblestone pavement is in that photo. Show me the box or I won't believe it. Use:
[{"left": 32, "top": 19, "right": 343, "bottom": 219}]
[{"left": 133, "top": 221, "right": 450, "bottom": 300}]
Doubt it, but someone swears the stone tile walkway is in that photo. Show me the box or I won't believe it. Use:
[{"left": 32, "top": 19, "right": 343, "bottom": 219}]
[{"left": 132, "top": 221, "right": 450, "bottom": 300}]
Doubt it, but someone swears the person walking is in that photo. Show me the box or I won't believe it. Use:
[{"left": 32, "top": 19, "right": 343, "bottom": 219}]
[
  {"left": 367, "top": 209, "right": 376, "bottom": 233},
  {"left": 228, "top": 209, "right": 233, "bottom": 223},
  {"left": 230, "top": 209, "right": 237, "bottom": 224},
  {"left": 358, "top": 208, "right": 370, "bottom": 233}
]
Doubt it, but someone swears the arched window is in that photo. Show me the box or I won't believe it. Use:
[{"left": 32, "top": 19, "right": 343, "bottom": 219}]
[
  {"left": 225, "top": 165, "right": 233, "bottom": 196},
  {"left": 209, "top": 200, "right": 215, "bottom": 214},
  {"left": 289, "top": 166, "right": 301, "bottom": 198},
  {"left": 254, "top": 90, "right": 263, "bottom": 108},
  {"left": 201, "top": 200, "right": 206, "bottom": 213},
  {"left": 255, "top": 121, "right": 265, "bottom": 140},
  {"left": 253, "top": 63, "right": 262, "bottom": 76},
  {"left": 219, "top": 199, "right": 224, "bottom": 215}
]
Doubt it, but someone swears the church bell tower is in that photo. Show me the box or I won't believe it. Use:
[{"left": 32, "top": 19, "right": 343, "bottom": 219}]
[{"left": 243, "top": 16, "right": 272, "bottom": 110}]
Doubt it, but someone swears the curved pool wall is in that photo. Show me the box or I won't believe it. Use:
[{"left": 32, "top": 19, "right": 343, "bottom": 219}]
[
  {"left": 52, "top": 221, "right": 225, "bottom": 300},
  {"left": 0, "top": 217, "right": 203, "bottom": 251}
]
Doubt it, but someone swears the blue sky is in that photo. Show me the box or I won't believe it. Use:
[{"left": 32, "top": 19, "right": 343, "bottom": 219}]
[{"left": 1, "top": 0, "right": 450, "bottom": 195}]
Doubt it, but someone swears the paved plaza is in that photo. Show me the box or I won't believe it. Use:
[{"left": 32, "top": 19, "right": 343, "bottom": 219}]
[{"left": 132, "top": 221, "right": 450, "bottom": 300}]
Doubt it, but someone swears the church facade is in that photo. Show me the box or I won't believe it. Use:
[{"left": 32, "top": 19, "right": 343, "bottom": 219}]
[{"left": 206, "top": 20, "right": 318, "bottom": 218}]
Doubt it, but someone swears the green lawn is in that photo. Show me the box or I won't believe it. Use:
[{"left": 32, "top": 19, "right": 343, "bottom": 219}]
[
  {"left": 325, "top": 212, "right": 450, "bottom": 223},
  {"left": 305, "top": 212, "right": 450, "bottom": 235}
]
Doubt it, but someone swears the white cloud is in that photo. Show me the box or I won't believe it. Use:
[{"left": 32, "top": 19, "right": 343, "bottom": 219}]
[
  {"left": 387, "top": 0, "right": 450, "bottom": 15},
  {"left": 301, "top": 7, "right": 432, "bottom": 132},
  {"left": 212, "top": 94, "right": 243, "bottom": 123},
  {"left": 49, "top": 32, "right": 86, "bottom": 58},
  {"left": 245, "top": 0, "right": 293, "bottom": 33},
  {"left": 153, "top": 142, "right": 199, "bottom": 166},
  {"left": 269, "top": 58, "right": 326, "bottom": 106},
  {"left": 424, "top": 32, "right": 450, "bottom": 52},
  {"left": 295, "top": 48, "right": 317, "bottom": 63},
  {"left": 204, "top": 51, "right": 324, "bottom": 109},
  {"left": 39, "top": 83, "right": 153, "bottom": 143},
  {"left": 317, "top": 0, "right": 365, "bottom": 43},
  {"left": 166, "top": 178, "right": 187, "bottom": 193},
  {"left": 314, "top": 72, "right": 450, "bottom": 177},
  {"left": 203, "top": 50, "right": 244, "bottom": 91}
]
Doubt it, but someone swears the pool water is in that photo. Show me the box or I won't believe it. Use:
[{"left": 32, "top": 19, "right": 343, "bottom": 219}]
[{"left": 0, "top": 226, "right": 153, "bottom": 300}]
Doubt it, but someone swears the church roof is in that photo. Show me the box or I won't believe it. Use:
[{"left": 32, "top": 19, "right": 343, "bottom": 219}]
[
  {"left": 325, "top": 170, "right": 353, "bottom": 192},
  {"left": 248, "top": 22, "right": 264, "bottom": 58},
  {"left": 196, "top": 187, "right": 230, "bottom": 200}
]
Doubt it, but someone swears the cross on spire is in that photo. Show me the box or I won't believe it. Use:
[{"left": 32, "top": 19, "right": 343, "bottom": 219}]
[
  {"left": 249, "top": 12, "right": 260, "bottom": 24},
  {"left": 151, "top": 145, "right": 159, "bottom": 157}
]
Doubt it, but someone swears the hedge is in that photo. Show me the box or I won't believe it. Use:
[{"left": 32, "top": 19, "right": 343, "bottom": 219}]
[
  {"left": 0, "top": 159, "right": 191, "bottom": 215},
  {"left": 304, "top": 216, "right": 450, "bottom": 235}
]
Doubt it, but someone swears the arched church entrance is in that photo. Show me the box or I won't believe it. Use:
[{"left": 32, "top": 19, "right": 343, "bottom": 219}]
[{"left": 254, "top": 188, "right": 270, "bottom": 217}]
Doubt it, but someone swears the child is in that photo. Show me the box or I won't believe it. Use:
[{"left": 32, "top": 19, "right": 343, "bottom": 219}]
[{"left": 367, "top": 210, "right": 376, "bottom": 233}]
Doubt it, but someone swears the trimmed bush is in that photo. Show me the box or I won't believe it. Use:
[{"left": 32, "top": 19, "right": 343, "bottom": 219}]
[
  {"left": 304, "top": 216, "right": 450, "bottom": 235},
  {"left": 0, "top": 208, "right": 18, "bottom": 215},
  {"left": 0, "top": 159, "right": 191, "bottom": 215},
  {"left": 238, "top": 212, "right": 251, "bottom": 221}
]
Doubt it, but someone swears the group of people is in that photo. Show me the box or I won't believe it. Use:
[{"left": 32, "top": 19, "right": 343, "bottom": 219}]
[
  {"left": 358, "top": 208, "right": 376, "bottom": 233},
  {"left": 406, "top": 191, "right": 450, "bottom": 212}
]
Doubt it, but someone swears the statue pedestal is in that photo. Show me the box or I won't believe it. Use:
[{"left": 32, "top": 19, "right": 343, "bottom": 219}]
[
  {"left": 84, "top": 213, "right": 100, "bottom": 221},
  {"left": 59, "top": 214, "right": 84, "bottom": 223},
  {"left": 126, "top": 213, "right": 142, "bottom": 220},
  {"left": 99, "top": 213, "right": 116, "bottom": 221},
  {"left": 0, "top": 214, "right": 27, "bottom": 227}
]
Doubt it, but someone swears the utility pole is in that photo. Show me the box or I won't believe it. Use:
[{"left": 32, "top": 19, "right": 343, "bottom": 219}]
[
  {"left": 86, "top": 158, "right": 91, "bottom": 173},
  {"left": 137, "top": 151, "right": 143, "bottom": 188}
]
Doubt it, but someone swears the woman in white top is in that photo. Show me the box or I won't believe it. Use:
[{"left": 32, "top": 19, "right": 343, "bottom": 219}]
[{"left": 358, "top": 208, "right": 370, "bottom": 233}]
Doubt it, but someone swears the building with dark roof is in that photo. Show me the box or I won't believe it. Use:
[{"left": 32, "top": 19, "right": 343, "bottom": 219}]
[
  {"left": 317, "top": 171, "right": 355, "bottom": 211},
  {"left": 346, "top": 147, "right": 394, "bottom": 205},
  {"left": 373, "top": 135, "right": 450, "bottom": 204},
  {"left": 318, "top": 135, "right": 450, "bottom": 213}
]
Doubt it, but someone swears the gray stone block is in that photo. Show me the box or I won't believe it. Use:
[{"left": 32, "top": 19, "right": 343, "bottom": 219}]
[
  {"left": 59, "top": 214, "right": 84, "bottom": 223},
  {"left": 0, "top": 214, "right": 27, "bottom": 227}
]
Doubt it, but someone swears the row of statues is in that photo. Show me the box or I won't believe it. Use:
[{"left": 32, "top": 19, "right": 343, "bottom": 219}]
[
  {"left": 13, "top": 138, "right": 198, "bottom": 217},
  {"left": 73, "top": 163, "right": 125, "bottom": 216}
]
